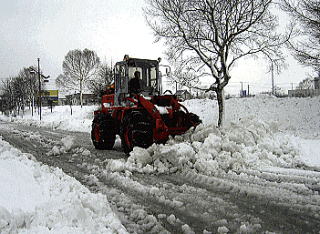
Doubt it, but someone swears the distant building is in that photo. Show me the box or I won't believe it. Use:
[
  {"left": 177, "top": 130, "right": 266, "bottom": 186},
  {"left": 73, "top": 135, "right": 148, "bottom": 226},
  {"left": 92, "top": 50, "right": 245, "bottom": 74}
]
[
  {"left": 64, "top": 93, "right": 97, "bottom": 105},
  {"left": 175, "top": 90, "right": 192, "bottom": 101},
  {"left": 288, "top": 89, "right": 320, "bottom": 97},
  {"left": 288, "top": 77, "right": 320, "bottom": 97}
]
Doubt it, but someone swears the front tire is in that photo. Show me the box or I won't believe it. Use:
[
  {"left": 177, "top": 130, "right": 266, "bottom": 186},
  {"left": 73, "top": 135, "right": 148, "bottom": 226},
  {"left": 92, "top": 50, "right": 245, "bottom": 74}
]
[
  {"left": 187, "top": 113, "right": 202, "bottom": 127},
  {"left": 120, "top": 111, "right": 153, "bottom": 154},
  {"left": 91, "top": 113, "right": 116, "bottom": 150}
]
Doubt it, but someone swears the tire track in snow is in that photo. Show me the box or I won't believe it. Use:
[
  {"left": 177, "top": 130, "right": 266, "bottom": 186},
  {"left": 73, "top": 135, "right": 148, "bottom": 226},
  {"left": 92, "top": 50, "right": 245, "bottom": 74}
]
[
  {"left": 0, "top": 122, "right": 250, "bottom": 233},
  {"left": 242, "top": 168, "right": 320, "bottom": 194},
  {"left": 0, "top": 121, "right": 172, "bottom": 233},
  {"left": 133, "top": 172, "right": 255, "bottom": 233},
  {"left": 170, "top": 171, "right": 320, "bottom": 233}
]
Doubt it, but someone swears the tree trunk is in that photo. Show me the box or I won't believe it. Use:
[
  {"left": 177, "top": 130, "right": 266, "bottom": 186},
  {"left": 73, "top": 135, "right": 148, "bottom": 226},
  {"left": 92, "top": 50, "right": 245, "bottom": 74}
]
[
  {"left": 80, "top": 80, "right": 83, "bottom": 108},
  {"left": 216, "top": 88, "right": 225, "bottom": 127},
  {"left": 32, "top": 97, "right": 34, "bottom": 117}
]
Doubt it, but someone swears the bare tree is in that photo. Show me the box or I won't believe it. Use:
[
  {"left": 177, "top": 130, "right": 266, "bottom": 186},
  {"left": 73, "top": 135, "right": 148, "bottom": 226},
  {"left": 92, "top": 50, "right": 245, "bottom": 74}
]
[
  {"left": 13, "top": 75, "right": 27, "bottom": 115},
  {"left": 1, "top": 75, "right": 27, "bottom": 116},
  {"left": 86, "top": 63, "right": 113, "bottom": 98},
  {"left": 19, "top": 67, "right": 38, "bottom": 116},
  {"left": 281, "top": 0, "right": 320, "bottom": 72},
  {"left": 166, "top": 60, "right": 201, "bottom": 93},
  {"left": 296, "top": 77, "right": 314, "bottom": 89},
  {"left": 145, "top": 0, "right": 290, "bottom": 126},
  {"left": 0, "top": 66, "right": 39, "bottom": 116},
  {"left": 59, "top": 48, "right": 100, "bottom": 107},
  {"left": 55, "top": 74, "right": 68, "bottom": 91},
  {"left": 1, "top": 78, "right": 14, "bottom": 114}
]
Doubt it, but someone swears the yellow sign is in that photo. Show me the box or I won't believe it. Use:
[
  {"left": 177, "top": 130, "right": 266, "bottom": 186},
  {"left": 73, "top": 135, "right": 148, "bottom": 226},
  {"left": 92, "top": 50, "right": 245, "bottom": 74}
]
[{"left": 42, "top": 90, "right": 58, "bottom": 97}]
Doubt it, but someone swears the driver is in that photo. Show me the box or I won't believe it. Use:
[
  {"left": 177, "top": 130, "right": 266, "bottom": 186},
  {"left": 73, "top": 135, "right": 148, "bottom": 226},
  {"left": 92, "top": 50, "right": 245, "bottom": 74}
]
[{"left": 129, "top": 71, "right": 141, "bottom": 94}]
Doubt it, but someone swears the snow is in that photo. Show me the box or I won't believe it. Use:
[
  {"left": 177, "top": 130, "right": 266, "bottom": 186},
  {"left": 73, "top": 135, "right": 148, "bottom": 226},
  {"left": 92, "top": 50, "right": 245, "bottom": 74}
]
[
  {"left": 1, "top": 95, "right": 320, "bottom": 232},
  {"left": 183, "top": 95, "right": 320, "bottom": 137},
  {"left": 167, "top": 214, "right": 176, "bottom": 225},
  {"left": 181, "top": 224, "right": 195, "bottom": 234},
  {"left": 183, "top": 96, "right": 320, "bottom": 170},
  {"left": 0, "top": 105, "right": 97, "bottom": 133},
  {"left": 217, "top": 226, "right": 229, "bottom": 233},
  {"left": 92, "top": 95, "right": 320, "bottom": 203},
  {"left": 0, "top": 137, "right": 127, "bottom": 234},
  {"left": 2, "top": 96, "right": 320, "bottom": 173},
  {"left": 290, "top": 137, "right": 320, "bottom": 167},
  {"left": 0, "top": 158, "right": 46, "bottom": 212},
  {"left": 106, "top": 119, "right": 303, "bottom": 175}
]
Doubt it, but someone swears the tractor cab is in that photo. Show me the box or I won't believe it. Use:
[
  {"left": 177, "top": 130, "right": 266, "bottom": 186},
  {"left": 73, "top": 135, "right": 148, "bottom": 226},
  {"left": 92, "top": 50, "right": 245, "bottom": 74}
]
[{"left": 114, "top": 56, "right": 162, "bottom": 106}]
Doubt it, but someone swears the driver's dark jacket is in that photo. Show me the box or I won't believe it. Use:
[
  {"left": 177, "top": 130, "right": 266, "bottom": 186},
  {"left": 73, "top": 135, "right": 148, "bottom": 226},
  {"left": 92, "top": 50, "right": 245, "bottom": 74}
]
[{"left": 128, "top": 78, "right": 141, "bottom": 94}]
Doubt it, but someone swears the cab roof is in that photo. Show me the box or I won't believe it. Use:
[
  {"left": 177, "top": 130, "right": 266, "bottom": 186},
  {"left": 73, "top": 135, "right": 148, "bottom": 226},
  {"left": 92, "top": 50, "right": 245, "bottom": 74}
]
[{"left": 116, "top": 57, "right": 159, "bottom": 67}]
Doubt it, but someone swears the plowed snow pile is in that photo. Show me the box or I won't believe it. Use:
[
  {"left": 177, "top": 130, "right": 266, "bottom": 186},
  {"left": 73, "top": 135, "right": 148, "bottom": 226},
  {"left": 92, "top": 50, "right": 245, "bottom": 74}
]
[
  {"left": 107, "top": 95, "right": 320, "bottom": 175},
  {"left": 107, "top": 118, "right": 302, "bottom": 175}
]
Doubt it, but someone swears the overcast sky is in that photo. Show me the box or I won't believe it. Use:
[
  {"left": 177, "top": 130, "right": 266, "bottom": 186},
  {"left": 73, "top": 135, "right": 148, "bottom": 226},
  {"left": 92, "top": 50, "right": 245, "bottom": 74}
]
[{"left": 0, "top": 0, "right": 313, "bottom": 94}]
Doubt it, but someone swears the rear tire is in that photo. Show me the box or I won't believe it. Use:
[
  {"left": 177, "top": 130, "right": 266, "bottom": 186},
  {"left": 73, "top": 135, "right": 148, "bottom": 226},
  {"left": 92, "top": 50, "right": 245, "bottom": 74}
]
[
  {"left": 91, "top": 113, "right": 116, "bottom": 150},
  {"left": 120, "top": 111, "right": 153, "bottom": 154}
]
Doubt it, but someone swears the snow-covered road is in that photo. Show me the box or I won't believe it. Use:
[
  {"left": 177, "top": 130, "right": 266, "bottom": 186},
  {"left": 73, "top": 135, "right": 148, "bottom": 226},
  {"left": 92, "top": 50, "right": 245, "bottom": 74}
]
[{"left": 1, "top": 120, "right": 320, "bottom": 233}]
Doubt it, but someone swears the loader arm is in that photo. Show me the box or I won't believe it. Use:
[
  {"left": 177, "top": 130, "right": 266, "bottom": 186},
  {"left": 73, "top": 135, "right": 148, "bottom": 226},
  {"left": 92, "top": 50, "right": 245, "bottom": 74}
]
[{"left": 137, "top": 95, "right": 169, "bottom": 142}]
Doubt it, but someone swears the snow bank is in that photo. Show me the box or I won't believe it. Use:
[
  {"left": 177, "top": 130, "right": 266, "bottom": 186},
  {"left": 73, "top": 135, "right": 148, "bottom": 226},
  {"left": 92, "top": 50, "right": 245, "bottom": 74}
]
[
  {"left": 183, "top": 95, "right": 320, "bottom": 137},
  {"left": 289, "top": 136, "right": 320, "bottom": 167},
  {"left": 0, "top": 137, "right": 127, "bottom": 234},
  {"left": 107, "top": 118, "right": 302, "bottom": 175},
  {"left": 2, "top": 96, "right": 319, "bottom": 138},
  {"left": 0, "top": 105, "right": 97, "bottom": 133}
]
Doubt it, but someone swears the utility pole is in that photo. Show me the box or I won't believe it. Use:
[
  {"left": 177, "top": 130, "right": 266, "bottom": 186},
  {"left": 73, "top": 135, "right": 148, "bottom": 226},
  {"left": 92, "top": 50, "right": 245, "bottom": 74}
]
[
  {"left": 271, "top": 63, "right": 275, "bottom": 95},
  {"left": 240, "top": 81, "right": 244, "bottom": 97},
  {"left": 37, "top": 58, "right": 42, "bottom": 121},
  {"left": 247, "top": 84, "right": 250, "bottom": 96},
  {"left": 29, "top": 58, "right": 49, "bottom": 121}
]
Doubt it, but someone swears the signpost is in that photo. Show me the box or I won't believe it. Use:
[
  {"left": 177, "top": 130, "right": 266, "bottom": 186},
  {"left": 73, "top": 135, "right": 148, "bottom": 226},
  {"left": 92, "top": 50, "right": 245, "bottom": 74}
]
[{"left": 41, "top": 90, "right": 59, "bottom": 112}]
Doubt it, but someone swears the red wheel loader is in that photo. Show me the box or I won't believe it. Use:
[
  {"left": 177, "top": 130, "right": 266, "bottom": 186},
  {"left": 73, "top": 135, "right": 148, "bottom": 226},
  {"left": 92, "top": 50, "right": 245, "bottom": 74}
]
[{"left": 91, "top": 56, "right": 201, "bottom": 154}]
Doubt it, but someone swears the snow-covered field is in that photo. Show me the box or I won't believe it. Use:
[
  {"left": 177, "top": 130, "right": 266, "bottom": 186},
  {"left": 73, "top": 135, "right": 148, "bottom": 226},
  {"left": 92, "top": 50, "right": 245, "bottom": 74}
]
[{"left": 1, "top": 95, "right": 320, "bottom": 233}]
